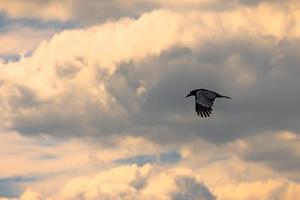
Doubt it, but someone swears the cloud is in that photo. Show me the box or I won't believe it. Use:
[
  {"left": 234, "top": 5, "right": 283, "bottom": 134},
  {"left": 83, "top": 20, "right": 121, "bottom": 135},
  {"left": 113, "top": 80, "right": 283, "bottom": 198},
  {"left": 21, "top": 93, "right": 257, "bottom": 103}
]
[
  {"left": 128, "top": 37, "right": 300, "bottom": 143},
  {"left": 0, "top": 12, "right": 76, "bottom": 60},
  {"left": 171, "top": 177, "right": 215, "bottom": 200},
  {"left": 0, "top": 0, "right": 298, "bottom": 25},
  {"left": 232, "top": 131, "right": 300, "bottom": 178},
  {"left": 15, "top": 151, "right": 300, "bottom": 200},
  {"left": 19, "top": 164, "right": 214, "bottom": 200},
  {"left": 19, "top": 189, "right": 39, "bottom": 200},
  {"left": 0, "top": 9, "right": 195, "bottom": 139},
  {"left": 0, "top": 0, "right": 72, "bottom": 21},
  {"left": 0, "top": 0, "right": 157, "bottom": 24},
  {"left": 59, "top": 164, "right": 152, "bottom": 200},
  {"left": 0, "top": 4, "right": 299, "bottom": 148},
  {"left": 0, "top": 131, "right": 166, "bottom": 198}
]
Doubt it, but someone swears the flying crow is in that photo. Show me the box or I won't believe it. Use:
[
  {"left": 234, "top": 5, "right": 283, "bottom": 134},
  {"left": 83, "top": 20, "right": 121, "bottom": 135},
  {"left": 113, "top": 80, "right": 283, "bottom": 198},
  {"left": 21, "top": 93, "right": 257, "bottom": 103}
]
[{"left": 186, "top": 89, "right": 231, "bottom": 117}]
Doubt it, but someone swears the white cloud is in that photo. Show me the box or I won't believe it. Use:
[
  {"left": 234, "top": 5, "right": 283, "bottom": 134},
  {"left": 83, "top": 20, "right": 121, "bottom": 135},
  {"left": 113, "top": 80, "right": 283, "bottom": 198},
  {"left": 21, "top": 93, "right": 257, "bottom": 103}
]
[{"left": 19, "top": 189, "right": 40, "bottom": 200}]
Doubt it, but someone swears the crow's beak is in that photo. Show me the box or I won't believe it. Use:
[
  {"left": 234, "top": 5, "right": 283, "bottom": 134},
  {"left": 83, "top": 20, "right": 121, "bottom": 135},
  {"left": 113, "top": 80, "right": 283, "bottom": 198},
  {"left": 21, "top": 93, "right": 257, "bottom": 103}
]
[{"left": 186, "top": 94, "right": 191, "bottom": 98}]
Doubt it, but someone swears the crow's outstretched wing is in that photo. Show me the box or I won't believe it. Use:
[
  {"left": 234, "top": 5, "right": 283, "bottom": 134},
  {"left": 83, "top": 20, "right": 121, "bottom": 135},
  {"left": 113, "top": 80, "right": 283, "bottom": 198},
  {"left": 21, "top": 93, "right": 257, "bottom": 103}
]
[
  {"left": 195, "top": 90, "right": 216, "bottom": 117},
  {"left": 195, "top": 103, "right": 212, "bottom": 117}
]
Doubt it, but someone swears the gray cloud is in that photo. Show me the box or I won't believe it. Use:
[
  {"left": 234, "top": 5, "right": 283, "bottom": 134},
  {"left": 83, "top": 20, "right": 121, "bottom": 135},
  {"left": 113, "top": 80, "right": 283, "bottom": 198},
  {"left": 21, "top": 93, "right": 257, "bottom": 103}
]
[
  {"left": 105, "top": 37, "right": 300, "bottom": 143},
  {"left": 246, "top": 148, "right": 300, "bottom": 173},
  {"left": 5, "top": 36, "right": 300, "bottom": 145},
  {"left": 70, "top": 0, "right": 158, "bottom": 26},
  {"left": 0, "top": 0, "right": 294, "bottom": 27},
  {"left": 236, "top": 133, "right": 300, "bottom": 179},
  {"left": 237, "top": 0, "right": 284, "bottom": 6},
  {"left": 171, "top": 177, "right": 215, "bottom": 200},
  {"left": 69, "top": 0, "right": 297, "bottom": 26},
  {"left": 0, "top": 0, "right": 157, "bottom": 26}
]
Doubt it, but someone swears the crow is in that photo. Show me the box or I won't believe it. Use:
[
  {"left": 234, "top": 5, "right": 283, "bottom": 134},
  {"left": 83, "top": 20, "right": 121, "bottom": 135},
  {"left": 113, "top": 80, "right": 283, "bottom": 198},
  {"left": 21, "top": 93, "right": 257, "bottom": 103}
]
[{"left": 186, "top": 89, "right": 231, "bottom": 117}]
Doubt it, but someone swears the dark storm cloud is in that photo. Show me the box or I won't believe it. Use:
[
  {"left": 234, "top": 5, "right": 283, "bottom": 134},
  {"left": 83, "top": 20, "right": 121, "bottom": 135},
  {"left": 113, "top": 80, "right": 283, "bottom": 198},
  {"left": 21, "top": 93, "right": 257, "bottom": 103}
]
[
  {"left": 104, "top": 37, "right": 300, "bottom": 143},
  {"left": 171, "top": 177, "right": 215, "bottom": 200}
]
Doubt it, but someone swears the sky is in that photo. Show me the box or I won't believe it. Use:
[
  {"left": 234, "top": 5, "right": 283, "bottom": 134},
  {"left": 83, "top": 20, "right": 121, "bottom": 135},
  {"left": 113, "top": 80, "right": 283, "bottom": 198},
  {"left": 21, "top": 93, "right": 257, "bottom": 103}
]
[{"left": 0, "top": 0, "right": 300, "bottom": 199}]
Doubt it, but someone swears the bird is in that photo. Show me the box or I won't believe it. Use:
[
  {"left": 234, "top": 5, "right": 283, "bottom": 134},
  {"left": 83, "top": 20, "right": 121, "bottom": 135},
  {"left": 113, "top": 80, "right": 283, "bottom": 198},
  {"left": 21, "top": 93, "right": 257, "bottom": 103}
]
[{"left": 186, "top": 89, "right": 231, "bottom": 118}]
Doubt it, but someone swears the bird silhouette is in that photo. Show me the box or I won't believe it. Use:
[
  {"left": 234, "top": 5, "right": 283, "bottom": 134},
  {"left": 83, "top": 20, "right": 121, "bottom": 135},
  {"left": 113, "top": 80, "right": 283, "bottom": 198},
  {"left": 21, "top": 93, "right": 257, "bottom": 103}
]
[{"left": 186, "top": 89, "right": 231, "bottom": 117}]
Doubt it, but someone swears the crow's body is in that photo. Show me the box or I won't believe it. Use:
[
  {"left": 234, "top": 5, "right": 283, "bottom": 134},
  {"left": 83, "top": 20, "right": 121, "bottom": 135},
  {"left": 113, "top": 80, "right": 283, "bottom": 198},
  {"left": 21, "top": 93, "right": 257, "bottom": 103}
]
[{"left": 186, "top": 89, "right": 231, "bottom": 117}]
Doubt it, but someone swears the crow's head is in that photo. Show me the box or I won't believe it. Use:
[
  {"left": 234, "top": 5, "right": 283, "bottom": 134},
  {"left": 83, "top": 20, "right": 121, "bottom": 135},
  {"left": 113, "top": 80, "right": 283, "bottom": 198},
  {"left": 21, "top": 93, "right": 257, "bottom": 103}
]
[{"left": 186, "top": 90, "right": 198, "bottom": 98}]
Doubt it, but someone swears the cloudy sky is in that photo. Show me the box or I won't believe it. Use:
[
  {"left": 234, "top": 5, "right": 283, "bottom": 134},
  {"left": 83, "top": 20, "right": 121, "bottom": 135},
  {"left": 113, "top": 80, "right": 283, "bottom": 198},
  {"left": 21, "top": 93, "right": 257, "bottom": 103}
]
[{"left": 1, "top": 0, "right": 300, "bottom": 199}]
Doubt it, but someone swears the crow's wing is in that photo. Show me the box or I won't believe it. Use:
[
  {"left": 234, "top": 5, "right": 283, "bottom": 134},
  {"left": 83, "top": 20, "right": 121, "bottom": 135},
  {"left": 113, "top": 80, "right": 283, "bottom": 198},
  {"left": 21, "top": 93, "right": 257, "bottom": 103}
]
[
  {"left": 195, "top": 103, "right": 212, "bottom": 118},
  {"left": 196, "top": 90, "right": 216, "bottom": 108}
]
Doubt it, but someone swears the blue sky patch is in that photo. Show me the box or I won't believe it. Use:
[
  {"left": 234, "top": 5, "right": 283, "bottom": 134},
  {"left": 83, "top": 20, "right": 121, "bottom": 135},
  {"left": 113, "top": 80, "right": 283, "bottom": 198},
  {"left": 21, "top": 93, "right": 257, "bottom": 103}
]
[
  {"left": 0, "top": 176, "right": 38, "bottom": 198},
  {"left": 0, "top": 11, "right": 77, "bottom": 33},
  {"left": 115, "top": 150, "right": 181, "bottom": 166}
]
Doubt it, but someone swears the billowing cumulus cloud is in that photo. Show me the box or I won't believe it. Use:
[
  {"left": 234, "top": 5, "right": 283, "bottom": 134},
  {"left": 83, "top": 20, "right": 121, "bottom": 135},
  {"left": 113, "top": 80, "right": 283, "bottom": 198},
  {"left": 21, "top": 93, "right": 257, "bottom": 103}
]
[
  {"left": 0, "top": 9, "right": 190, "bottom": 138},
  {"left": 1, "top": 4, "right": 300, "bottom": 144}
]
